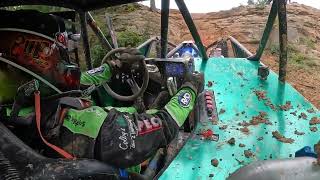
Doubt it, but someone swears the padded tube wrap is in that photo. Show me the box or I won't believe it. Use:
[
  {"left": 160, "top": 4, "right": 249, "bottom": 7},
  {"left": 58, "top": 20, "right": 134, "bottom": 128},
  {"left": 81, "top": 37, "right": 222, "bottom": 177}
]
[{"left": 228, "top": 157, "right": 320, "bottom": 180}]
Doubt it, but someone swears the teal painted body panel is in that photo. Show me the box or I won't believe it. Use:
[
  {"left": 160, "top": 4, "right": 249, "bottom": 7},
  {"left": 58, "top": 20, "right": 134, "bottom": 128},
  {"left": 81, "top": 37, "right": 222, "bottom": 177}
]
[{"left": 160, "top": 58, "right": 319, "bottom": 180}]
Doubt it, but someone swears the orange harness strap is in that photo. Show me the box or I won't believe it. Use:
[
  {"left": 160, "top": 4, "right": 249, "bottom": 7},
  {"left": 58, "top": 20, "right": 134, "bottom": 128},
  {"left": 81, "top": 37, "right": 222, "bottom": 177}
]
[{"left": 34, "top": 91, "right": 75, "bottom": 159}]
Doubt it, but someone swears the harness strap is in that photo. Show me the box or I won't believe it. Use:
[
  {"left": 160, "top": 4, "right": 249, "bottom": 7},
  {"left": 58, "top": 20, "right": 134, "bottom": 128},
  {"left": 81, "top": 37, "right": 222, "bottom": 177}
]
[{"left": 34, "top": 91, "right": 75, "bottom": 159}]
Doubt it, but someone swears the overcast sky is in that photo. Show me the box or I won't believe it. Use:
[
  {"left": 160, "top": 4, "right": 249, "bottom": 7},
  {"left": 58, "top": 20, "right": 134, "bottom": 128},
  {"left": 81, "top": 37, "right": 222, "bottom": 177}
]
[{"left": 141, "top": 0, "right": 320, "bottom": 13}]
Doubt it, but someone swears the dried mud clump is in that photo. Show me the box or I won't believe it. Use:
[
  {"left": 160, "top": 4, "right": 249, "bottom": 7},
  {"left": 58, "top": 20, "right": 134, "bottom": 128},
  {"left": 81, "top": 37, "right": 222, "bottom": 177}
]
[
  {"left": 265, "top": 100, "right": 277, "bottom": 110},
  {"left": 253, "top": 90, "right": 277, "bottom": 110},
  {"left": 250, "top": 112, "right": 272, "bottom": 125},
  {"left": 272, "top": 131, "right": 295, "bottom": 144},
  {"left": 279, "top": 101, "right": 292, "bottom": 111},
  {"left": 240, "top": 127, "right": 250, "bottom": 135},
  {"left": 239, "top": 143, "right": 246, "bottom": 147},
  {"left": 244, "top": 150, "right": 254, "bottom": 158},
  {"left": 307, "top": 108, "right": 315, "bottom": 113},
  {"left": 238, "top": 121, "right": 250, "bottom": 126},
  {"left": 309, "top": 117, "right": 320, "bottom": 125},
  {"left": 227, "top": 138, "right": 235, "bottom": 145},
  {"left": 254, "top": 90, "right": 267, "bottom": 100},
  {"left": 299, "top": 112, "right": 308, "bottom": 120},
  {"left": 310, "top": 127, "right": 318, "bottom": 132},
  {"left": 211, "top": 158, "right": 219, "bottom": 167},
  {"left": 294, "top": 130, "right": 305, "bottom": 136},
  {"left": 290, "top": 111, "right": 297, "bottom": 116}
]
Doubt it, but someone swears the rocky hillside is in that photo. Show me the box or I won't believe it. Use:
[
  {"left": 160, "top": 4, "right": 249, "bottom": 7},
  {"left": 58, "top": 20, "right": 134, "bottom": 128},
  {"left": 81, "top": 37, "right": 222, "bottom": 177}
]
[{"left": 90, "top": 3, "right": 320, "bottom": 108}]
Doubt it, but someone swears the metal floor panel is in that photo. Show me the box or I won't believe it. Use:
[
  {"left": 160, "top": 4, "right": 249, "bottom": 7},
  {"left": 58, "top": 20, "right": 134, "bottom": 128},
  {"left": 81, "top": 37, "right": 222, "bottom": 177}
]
[{"left": 160, "top": 58, "right": 319, "bottom": 180}]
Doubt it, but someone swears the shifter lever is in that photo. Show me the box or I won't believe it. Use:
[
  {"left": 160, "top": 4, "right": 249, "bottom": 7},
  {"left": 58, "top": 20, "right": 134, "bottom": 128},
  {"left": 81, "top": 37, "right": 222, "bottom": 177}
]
[
  {"left": 127, "top": 78, "right": 145, "bottom": 113},
  {"left": 167, "top": 77, "right": 177, "bottom": 96}
]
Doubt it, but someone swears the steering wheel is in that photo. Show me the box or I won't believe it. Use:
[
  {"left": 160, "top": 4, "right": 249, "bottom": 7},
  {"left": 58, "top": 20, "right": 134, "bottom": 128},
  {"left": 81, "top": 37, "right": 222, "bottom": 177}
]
[{"left": 101, "top": 48, "right": 149, "bottom": 101}]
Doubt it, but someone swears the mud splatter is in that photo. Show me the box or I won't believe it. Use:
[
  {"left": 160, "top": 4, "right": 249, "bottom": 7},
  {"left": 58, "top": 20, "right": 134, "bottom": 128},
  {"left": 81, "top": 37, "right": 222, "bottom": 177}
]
[
  {"left": 239, "top": 143, "right": 246, "bottom": 148},
  {"left": 227, "top": 138, "right": 236, "bottom": 145},
  {"left": 299, "top": 112, "right": 308, "bottom": 120},
  {"left": 279, "top": 101, "right": 292, "bottom": 111},
  {"left": 244, "top": 150, "right": 254, "bottom": 158},
  {"left": 211, "top": 158, "right": 219, "bottom": 167},
  {"left": 240, "top": 127, "right": 250, "bottom": 135},
  {"left": 294, "top": 130, "right": 305, "bottom": 135},
  {"left": 265, "top": 100, "right": 277, "bottom": 110},
  {"left": 290, "top": 111, "right": 297, "bottom": 116},
  {"left": 310, "top": 127, "right": 318, "bottom": 132},
  {"left": 253, "top": 90, "right": 277, "bottom": 110},
  {"left": 249, "top": 112, "right": 272, "bottom": 125},
  {"left": 309, "top": 117, "right": 320, "bottom": 125},
  {"left": 253, "top": 90, "right": 267, "bottom": 100},
  {"left": 272, "top": 131, "right": 294, "bottom": 143},
  {"left": 307, "top": 108, "right": 315, "bottom": 113}
]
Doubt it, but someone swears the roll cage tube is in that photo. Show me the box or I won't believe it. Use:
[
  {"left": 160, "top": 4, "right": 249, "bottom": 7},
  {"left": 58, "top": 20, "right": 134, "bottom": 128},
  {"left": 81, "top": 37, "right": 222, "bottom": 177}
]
[
  {"left": 137, "top": 36, "right": 177, "bottom": 58},
  {"left": 161, "top": 0, "right": 170, "bottom": 58},
  {"left": 0, "top": 57, "right": 62, "bottom": 94},
  {"left": 175, "top": 0, "right": 208, "bottom": 60},
  {"left": 248, "top": 0, "right": 288, "bottom": 82},
  {"left": 79, "top": 11, "right": 92, "bottom": 70}
]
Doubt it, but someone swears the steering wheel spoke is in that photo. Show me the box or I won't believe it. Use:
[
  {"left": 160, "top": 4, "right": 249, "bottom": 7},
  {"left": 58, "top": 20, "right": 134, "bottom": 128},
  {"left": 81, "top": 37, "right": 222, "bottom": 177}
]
[{"left": 126, "top": 77, "right": 140, "bottom": 94}]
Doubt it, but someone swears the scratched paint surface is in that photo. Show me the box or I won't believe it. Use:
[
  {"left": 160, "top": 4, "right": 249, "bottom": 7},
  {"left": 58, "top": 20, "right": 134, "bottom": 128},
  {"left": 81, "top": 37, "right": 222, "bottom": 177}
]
[{"left": 160, "top": 58, "right": 319, "bottom": 180}]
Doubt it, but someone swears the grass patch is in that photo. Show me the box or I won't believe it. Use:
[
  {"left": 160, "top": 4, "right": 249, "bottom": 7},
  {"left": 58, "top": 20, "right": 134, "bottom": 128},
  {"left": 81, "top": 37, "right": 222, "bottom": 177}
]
[
  {"left": 267, "top": 43, "right": 315, "bottom": 67},
  {"left": 299, "top": 37, "right": 316, "bottom": 49}
]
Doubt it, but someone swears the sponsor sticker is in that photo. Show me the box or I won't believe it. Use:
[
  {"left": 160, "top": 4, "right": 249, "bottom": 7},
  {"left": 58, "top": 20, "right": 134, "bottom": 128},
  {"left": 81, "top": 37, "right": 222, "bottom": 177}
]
[
  {"left": 87, "top": 66, "right": 105, "bottom": 75},
  {"left": 178, "top": 92, "right": 192, "bottom": 107}
]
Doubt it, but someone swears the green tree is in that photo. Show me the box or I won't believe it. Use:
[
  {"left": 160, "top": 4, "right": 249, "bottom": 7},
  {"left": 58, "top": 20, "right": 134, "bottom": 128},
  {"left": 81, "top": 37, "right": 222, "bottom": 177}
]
[
  {"left": 117, "top": 30, "right": 148, "bottom": 48},
  {"left": 91, "top": 30, "right": 148, "bottom": 67}
]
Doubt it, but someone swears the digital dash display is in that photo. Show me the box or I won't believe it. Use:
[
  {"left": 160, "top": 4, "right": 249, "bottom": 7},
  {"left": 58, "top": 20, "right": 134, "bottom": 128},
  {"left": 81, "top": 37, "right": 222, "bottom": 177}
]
[{"left": 165, "top": 62, "right": 185, "bottom": 77}]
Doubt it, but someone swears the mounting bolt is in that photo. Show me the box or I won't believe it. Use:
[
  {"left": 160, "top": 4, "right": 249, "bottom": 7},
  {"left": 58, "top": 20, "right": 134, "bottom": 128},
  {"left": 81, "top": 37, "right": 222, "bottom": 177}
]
[{"left": 258, "top": 65, "right": 269, "bottom": 80}]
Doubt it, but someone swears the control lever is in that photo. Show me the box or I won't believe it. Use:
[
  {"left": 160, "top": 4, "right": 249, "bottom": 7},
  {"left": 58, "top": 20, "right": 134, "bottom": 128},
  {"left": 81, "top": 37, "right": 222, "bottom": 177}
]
[
  {"left": 127, "top": 78, "right": 145, "bottom": 113},
  {"left": 10, "top": 80, "right": 39, "bottom": 121},
  {"left": 167, "top": 77, "right": 177, "bottom": 96}
]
